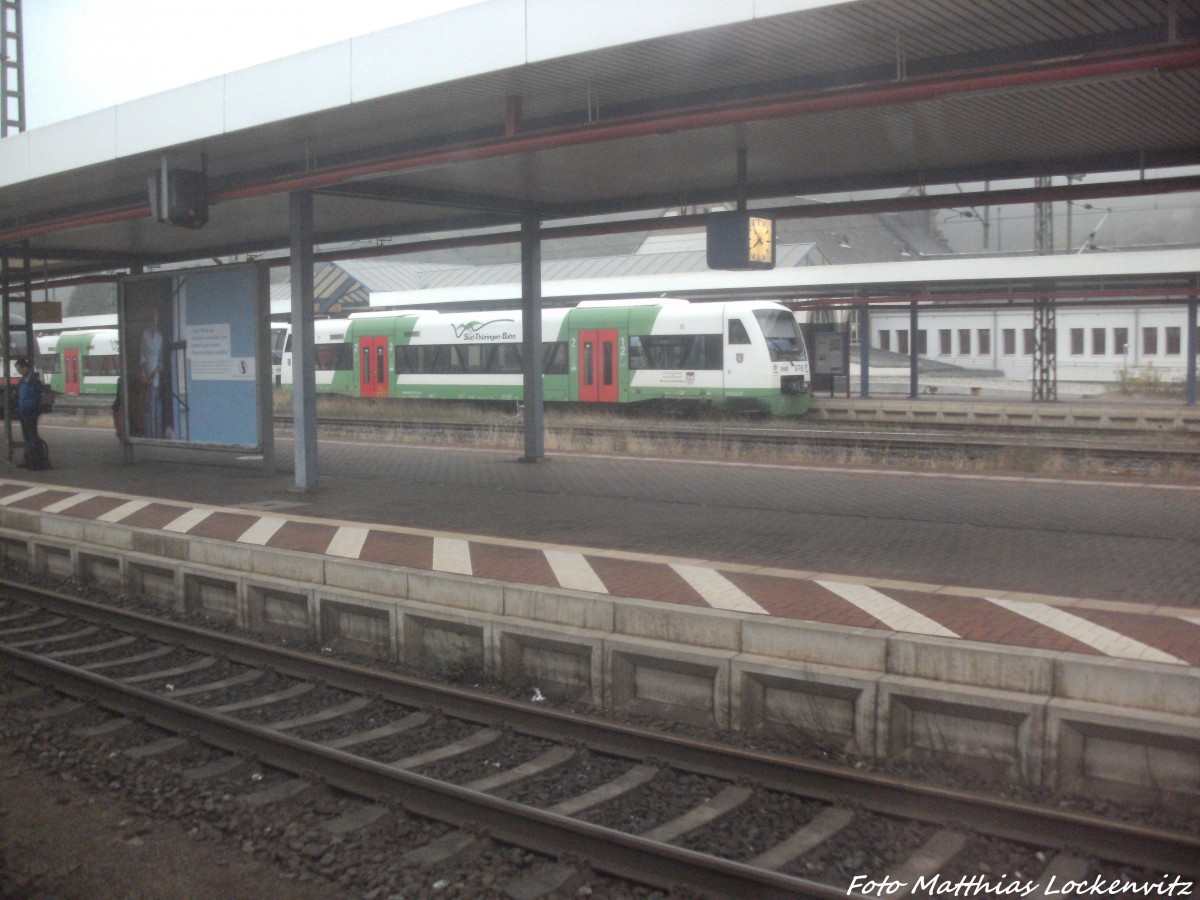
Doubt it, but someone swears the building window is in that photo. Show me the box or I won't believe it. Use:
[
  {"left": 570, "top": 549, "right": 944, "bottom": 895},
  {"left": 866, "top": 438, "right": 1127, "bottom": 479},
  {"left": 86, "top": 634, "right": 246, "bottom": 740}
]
[
  {"left": 1114, "top": 328, "right": 1129, "bottom": 355},
  {"left": 939, "top": 329, "right": 952, "bottom": 355},
  {"left": 916, "top": 330, "right": 927, "bottom": 355},
  {"left": 1143, "top": 327, "right": 1158, "bottom": 355},
  {"left": 977, "top": 329, "right": 990, "bottom": 356},
  {"left": 879, "top": 330, "right": 890, "bottom": 351},
  {"left": 1091, "top": 328, "right": 1106, "bottom": 355},
  {"left": 1165, "top": 326, "right": 1181, "bottom": 355},
  {"left": 1023, "top": 328, "right": 1035, "bottom": 355},
  {"left": 1070, "top": 328, "right": 1084, "bottom": 356},
  {"left": 1002, "top": 329, "right": 1016, "bottom": 355},
  {"left": 898, "top": 330, "right": 909, "bottom": 355},
  {"left": 958, "top": 329, "right": 970, "bottom": 355}
]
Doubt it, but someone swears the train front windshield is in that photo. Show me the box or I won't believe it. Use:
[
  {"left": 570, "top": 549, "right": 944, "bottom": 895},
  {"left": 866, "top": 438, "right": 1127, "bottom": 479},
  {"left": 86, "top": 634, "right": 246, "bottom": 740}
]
[{"left": 754, "top": 309, "right": 807, "bottom": 362}]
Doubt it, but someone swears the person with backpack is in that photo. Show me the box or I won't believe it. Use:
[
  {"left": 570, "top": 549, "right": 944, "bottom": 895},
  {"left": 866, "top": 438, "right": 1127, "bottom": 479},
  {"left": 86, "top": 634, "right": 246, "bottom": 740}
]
[{"left": 16, "top": 357, "right": 50, "bottom": 469}]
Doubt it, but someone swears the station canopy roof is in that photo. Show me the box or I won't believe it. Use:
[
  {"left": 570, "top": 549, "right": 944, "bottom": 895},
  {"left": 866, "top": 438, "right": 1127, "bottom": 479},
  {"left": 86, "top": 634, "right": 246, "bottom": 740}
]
[{"left": 2, "top": 0, "right": 1199, "bottom": 284}]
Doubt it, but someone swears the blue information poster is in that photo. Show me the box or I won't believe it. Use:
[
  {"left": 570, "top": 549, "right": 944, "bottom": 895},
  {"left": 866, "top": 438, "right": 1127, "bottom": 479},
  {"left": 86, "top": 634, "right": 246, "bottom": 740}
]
[{"left": 121, "top": 264, "right": 264, "bottom": 449}]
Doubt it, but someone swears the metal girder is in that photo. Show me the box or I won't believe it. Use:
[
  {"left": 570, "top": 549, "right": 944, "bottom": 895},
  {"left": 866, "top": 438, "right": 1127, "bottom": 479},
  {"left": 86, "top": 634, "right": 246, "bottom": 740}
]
[
  {"left": 1, "top": 0, "right": 24, "bottom": 137},
  {"left": 1032, "top": 177, "right": 1057, "bottom": 401},
  {"left": 1032, "top": 297, "right": 1058, "bottom": 402}
]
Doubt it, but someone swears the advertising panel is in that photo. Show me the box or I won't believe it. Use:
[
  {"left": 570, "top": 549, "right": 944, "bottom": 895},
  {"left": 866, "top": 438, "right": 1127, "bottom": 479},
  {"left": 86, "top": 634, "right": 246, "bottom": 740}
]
[{"left": 120, "top": 265, "right": 265, "bottom": 450}]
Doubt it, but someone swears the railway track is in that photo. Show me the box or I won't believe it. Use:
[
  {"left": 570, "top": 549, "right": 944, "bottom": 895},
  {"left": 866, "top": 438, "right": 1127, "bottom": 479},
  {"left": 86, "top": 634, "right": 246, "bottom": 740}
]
[
  {"left": 50, "top": 395, "right": 1198, "bottom": 464},
  {"left": 284, "top": 414, "right": 1200, "bottom": 465},
  {"left": 2, "top": 579, "right": 1196, "bottom": 898}
]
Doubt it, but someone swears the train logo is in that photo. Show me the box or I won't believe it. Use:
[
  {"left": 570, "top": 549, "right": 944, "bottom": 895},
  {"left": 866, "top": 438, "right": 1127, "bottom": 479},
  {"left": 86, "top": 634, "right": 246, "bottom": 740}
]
[{"left": 452, "top": 319, "right": 518, "bottom": 341}]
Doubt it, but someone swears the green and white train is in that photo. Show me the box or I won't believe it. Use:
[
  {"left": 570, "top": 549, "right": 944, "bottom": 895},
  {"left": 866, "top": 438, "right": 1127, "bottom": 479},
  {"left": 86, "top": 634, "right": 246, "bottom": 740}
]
[
  {"left": 279, "top": 299, "right": 811, "bottom": 415},
  {"left": 38, "top": 329, "right": 121, "bottom": 396}
]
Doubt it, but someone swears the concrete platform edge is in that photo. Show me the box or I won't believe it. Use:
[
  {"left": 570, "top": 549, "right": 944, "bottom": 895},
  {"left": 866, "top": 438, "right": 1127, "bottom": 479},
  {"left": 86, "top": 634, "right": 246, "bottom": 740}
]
[{"left": 1, "top": 519, "right": 1197, "bottom": 800}]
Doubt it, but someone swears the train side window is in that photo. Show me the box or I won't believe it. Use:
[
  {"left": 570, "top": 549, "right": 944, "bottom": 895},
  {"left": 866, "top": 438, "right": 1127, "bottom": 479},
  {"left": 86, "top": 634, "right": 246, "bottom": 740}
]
[
  {"left": 396, "top": 346, "right": 414, "bottom": 374},
  {"left": 628, "top": 336, "right": 645, "bottom": 370},
  {"left": 316, "top": 345, "right": 352, "bottom": 371},
  {"left": 39, "top": 353, "right": 59, "bottom": 374},
  {"left": 687, "top": 335, "right": 722, "bottom": 369},
  {"left": 84, "top": 354, "right": 121, "bottom": 376},
  {"left": 542, "top": 342, "right": 568, "bottom": 374},
  {"left": 728, "top": 319, "right": 751, "bottom": 344},
  {"left": 423, "top": 346, "right": 452, "bottom": 374},
  {"left": 496, "top": 345, "right": 522, "bottom": 373}
]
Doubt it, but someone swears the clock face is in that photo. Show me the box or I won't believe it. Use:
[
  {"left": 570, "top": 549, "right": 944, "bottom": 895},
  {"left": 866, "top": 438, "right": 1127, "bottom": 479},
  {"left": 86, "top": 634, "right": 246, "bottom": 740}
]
[
  {"left": 706, "top": 212, "right": 776, "bottom": 270},
  {"left": 748, "top": 216, "right": 773, "bottom": 264}
]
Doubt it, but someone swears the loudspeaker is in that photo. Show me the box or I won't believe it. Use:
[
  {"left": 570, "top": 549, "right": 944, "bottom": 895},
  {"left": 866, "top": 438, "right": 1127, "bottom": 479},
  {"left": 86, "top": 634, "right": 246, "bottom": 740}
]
[{"left": 148, "top": 167, "right": 208, "bottom": 229}]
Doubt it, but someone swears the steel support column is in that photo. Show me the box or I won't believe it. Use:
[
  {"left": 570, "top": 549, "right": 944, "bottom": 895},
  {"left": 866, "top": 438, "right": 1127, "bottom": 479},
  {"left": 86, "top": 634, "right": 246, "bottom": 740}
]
[
  {"left": 908, "top": 301, "right": 919, "bottom": 398},
  {"left": 859, "top": 301, "right": 870, "bottom": 398},
  {"left": 1, "top": 240, "right": 31, "bottom": 459},
  {"left": 1187, "top": 279, "right": 1197, "bottom": 407},
  {"left": 289, "top": 191, "right": 319, "bottom": 490},
  {"left": 520, "top": 214, "right": 545, "bottom": 462}
]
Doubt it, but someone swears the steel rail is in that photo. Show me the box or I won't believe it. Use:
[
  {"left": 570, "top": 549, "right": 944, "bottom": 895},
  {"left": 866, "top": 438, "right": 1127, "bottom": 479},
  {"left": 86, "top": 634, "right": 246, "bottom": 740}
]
[
  {"left": 52, "top": 394, "right": 1198, "bottom": 450},
  {"left": 0, "top": 642, "right": 844, "bottom": 900},
  {"left": 266, "top": 414, "right": 1200, "bottom": 464},
  {"left": 6, "top": 580, "right": 1198, "bottom": 878}
]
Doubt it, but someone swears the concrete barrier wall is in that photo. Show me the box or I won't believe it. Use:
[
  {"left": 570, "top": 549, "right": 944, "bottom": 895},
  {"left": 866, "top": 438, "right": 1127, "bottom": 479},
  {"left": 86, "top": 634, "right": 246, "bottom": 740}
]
[
  {"left": 808, "top": 397, "right": 1200, "bottom": 432},
  {"left": 2, "top": 515, "right": 1197, "bottom": 802}
]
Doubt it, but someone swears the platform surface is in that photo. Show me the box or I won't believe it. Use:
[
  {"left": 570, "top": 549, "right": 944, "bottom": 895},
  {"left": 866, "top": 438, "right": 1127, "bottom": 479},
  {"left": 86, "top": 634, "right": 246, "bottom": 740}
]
[{"left": 5, "top": 422, "right": 1198, "bottom": 669}]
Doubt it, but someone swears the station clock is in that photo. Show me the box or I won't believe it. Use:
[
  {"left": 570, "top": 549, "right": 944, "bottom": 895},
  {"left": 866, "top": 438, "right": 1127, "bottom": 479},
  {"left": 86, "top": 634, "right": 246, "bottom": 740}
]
[{"left": 706, "top": 211, "right": 776, "bottom": 270}]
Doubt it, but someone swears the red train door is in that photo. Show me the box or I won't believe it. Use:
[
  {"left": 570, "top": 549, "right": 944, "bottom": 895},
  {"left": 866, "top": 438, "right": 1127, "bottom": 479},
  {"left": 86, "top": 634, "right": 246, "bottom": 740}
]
[
  {"left": 359, "top": 336, "right": 389, "bottom": 398},
  {"left": 64, "top": 349, "right": 81, "bottom": 394},
  {"left": 578, "top": 329, "right": 618, "bottom": 403}
]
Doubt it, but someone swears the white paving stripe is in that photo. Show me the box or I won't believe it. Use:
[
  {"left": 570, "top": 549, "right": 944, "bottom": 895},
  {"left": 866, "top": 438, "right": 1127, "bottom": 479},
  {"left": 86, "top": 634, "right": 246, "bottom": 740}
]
[
  {"left": 163, "top": 508, "right": 214, "bottom": 533},
  {"left": 0, "top": 487, "right": 47, "bottom": 506},
  {"left": 238, "top": 517, "right": 287, "bottom": 546},
  {"left": 672, "top": 565, "right": 768, "bottom": 615},
  {"left": 817, "top": 580, "right": 959, "bottom": 637},
  {"left": 42, "top": 492, "right": 96, "bottom": 514},
  {"left": 987, "top": 597, "right": 1184, "bottom": 665},
  {"left": 327, "top": 526, "right": 370, "bottom": 559},
  {"left": 433, "top": 537, "right": 472, "bottom": 575},
  {"left": 97, "top": 499, "right": 150, "bottom": 522},
  {"left": 546, "top": 550, "right": 608, "bottom": 594}
]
